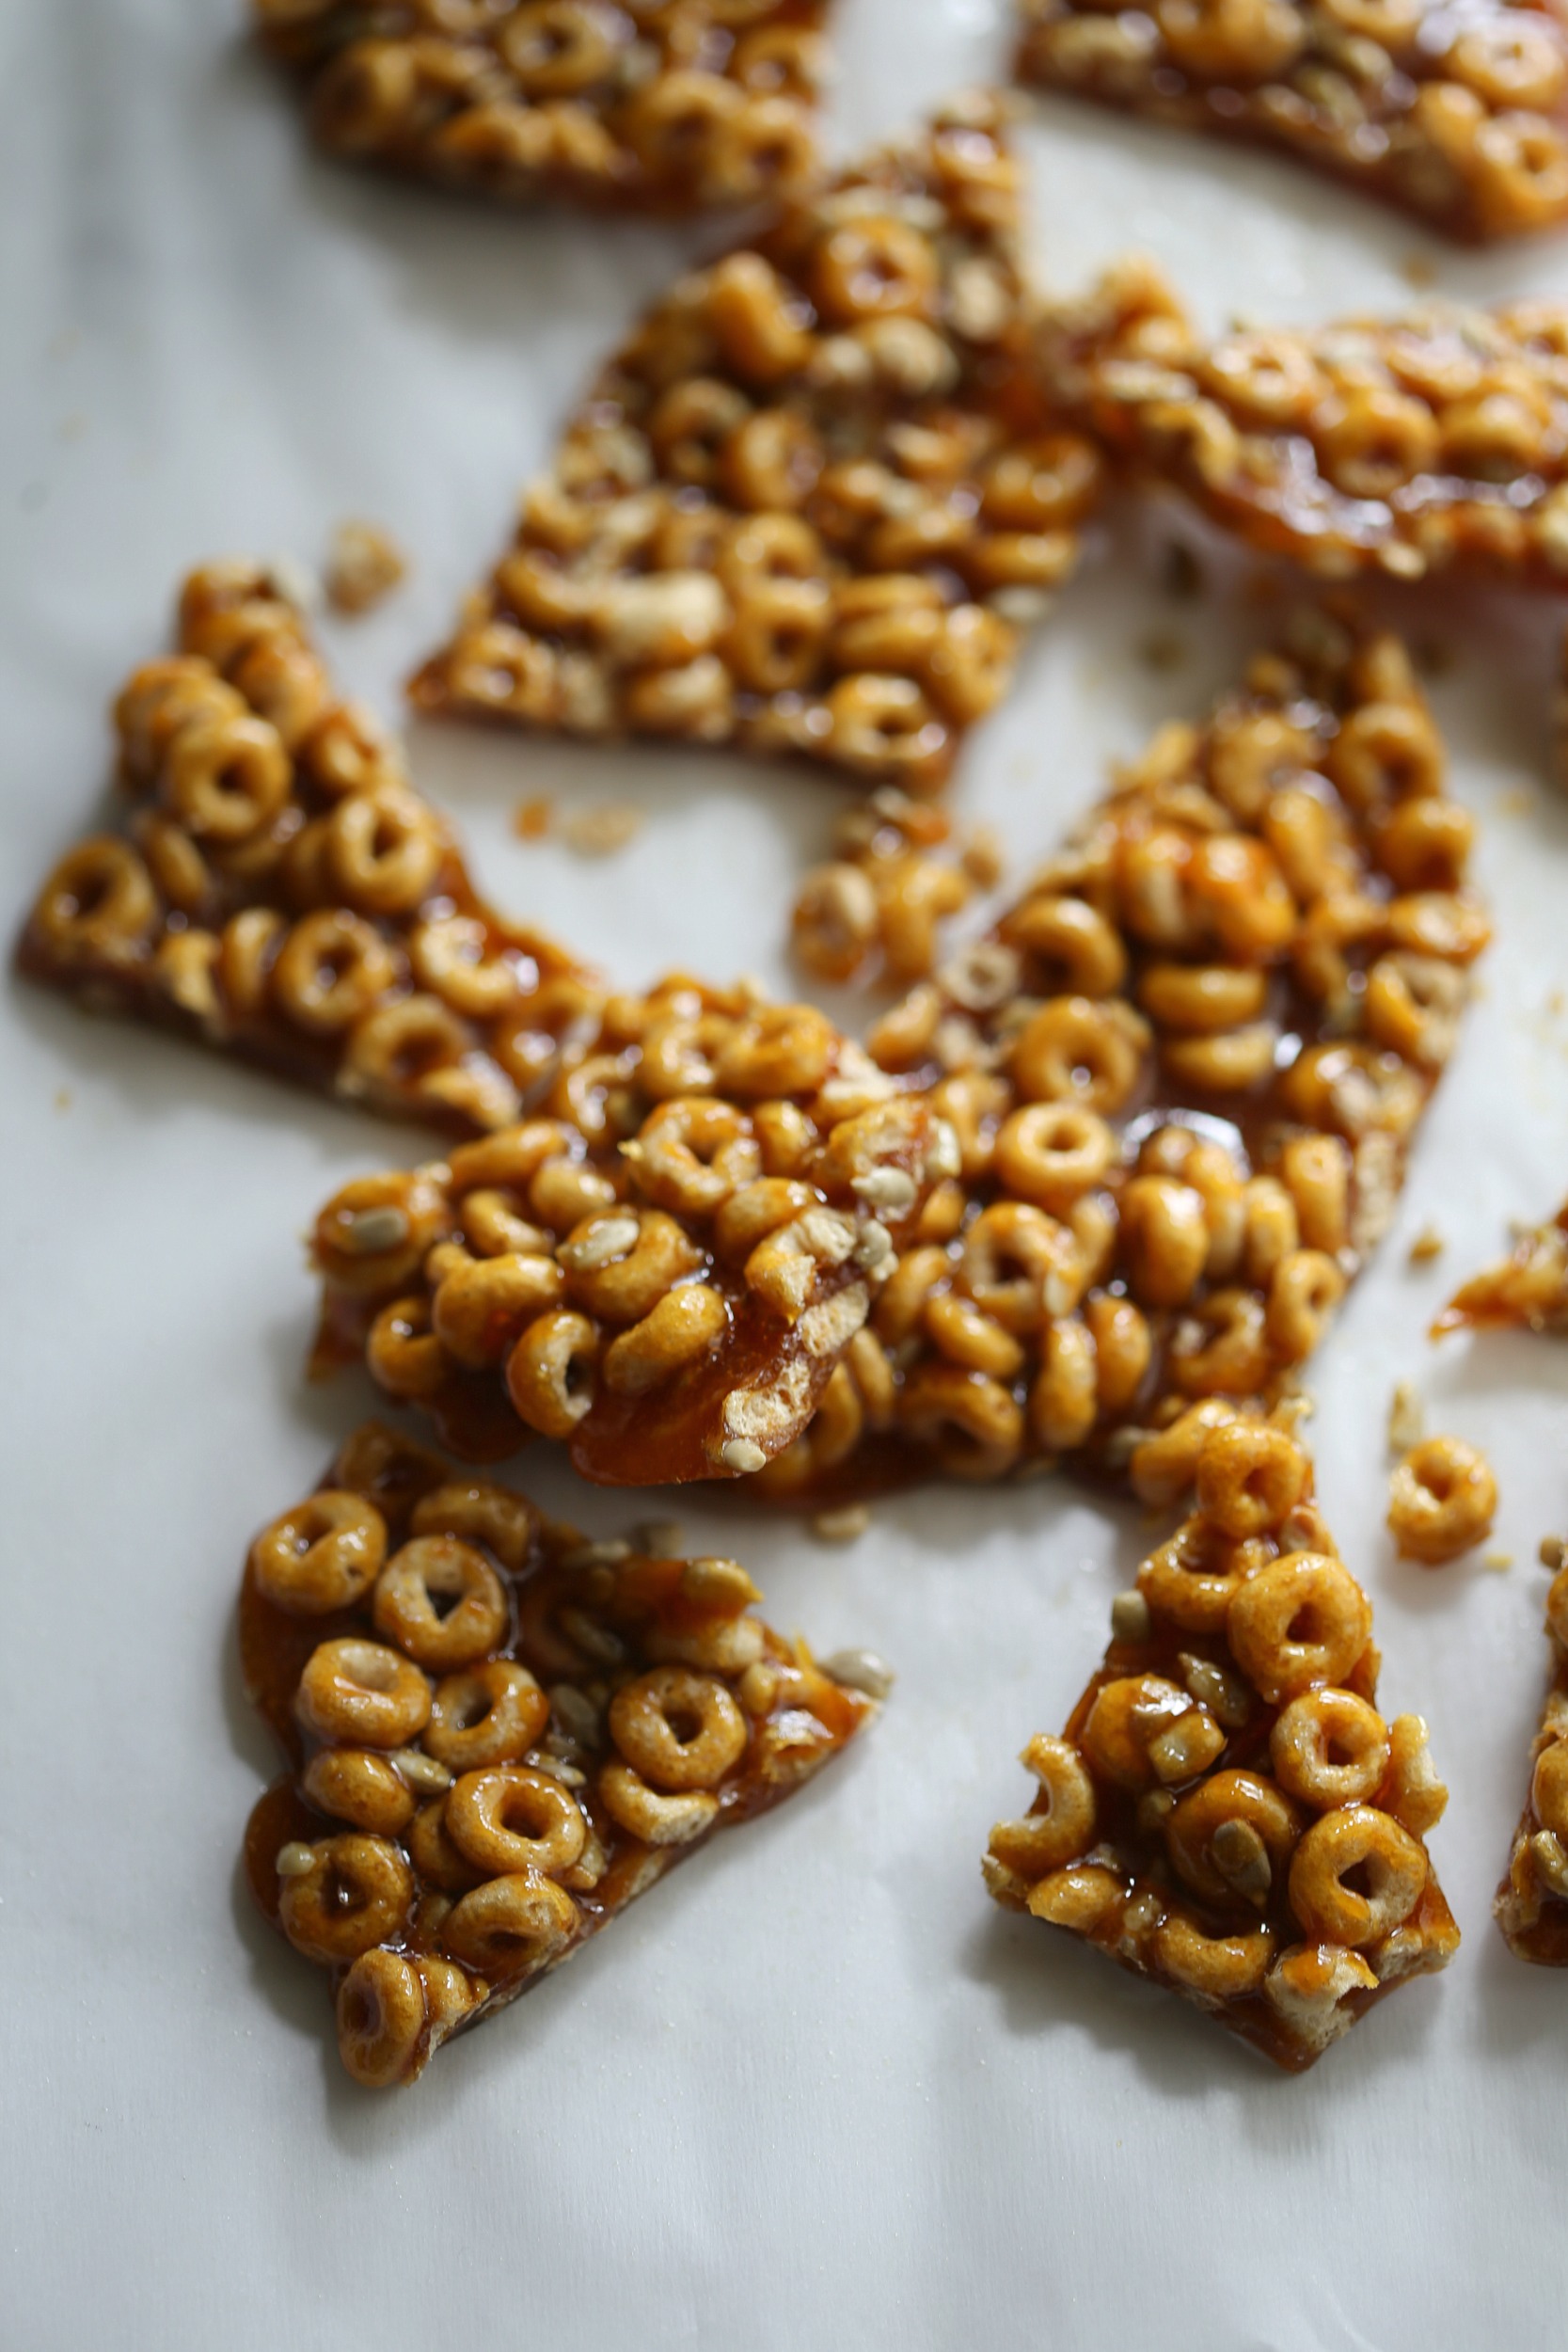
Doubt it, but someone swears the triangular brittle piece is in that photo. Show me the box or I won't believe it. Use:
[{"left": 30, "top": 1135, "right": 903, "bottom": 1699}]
[
  {"left": 252, "top": 0, "right": 831, "bottom": 217},
  {"left": 412, "top": 93, "right": 1104, "bottom": 793},
  {"left": 985, "top": 1416, "right": 1458, "bottom": 2068},
  {"left": 1497, "top": 1535, "right": 1568, "bottom": 1961},
  {"left": 746, "top": 604, "right": 1483, "bottom": 1501},
  {"left": 1433, "top": 1190, "right": 1568, "bottom": 1334},
  {"left": 244, "top": 1421, "right": 885, "bottom": 2088},
  {"left": 1015, "top": 0, "right": 1568, "bottom": 243},
  {"left": 1040, "top": 265, "right": 1568, "bottom": 588}
]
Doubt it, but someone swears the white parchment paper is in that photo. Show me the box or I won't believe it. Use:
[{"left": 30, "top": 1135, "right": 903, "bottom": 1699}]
[{"left": 5, "top": 3, "right": 1568, "bottom": 2343}]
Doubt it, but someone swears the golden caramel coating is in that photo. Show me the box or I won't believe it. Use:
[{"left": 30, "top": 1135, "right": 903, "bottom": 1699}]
[
  {"left": 1016, "top": 0, "right": 1568, "bottom": 241},
  {"left": 985, "top": 1421, "right": 1459, "bottom": 2069},
  {"left": 1434, "top": 1189, "right": 1568, "bottom": 1335},
  {"left": 253, "top": 0, "right": 829, "bottom": 218},
  {"left": 1497, "top": 1543, "right": 1568, "bottom": 1961},
  {"left": 243, "top": 1421, "right": 882, "bottom": 2088},
  {"left": 412, "top": 95, "right": 1105, "bottom": 790},
  {"left": 17, "top": 560, "right": 595, "bottom": 1137},
  {"left": 1042, "top": 263, "right": 1568, "bottom": 586}
]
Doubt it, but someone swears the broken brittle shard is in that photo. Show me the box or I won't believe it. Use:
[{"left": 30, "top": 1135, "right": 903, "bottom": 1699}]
[
  {"left": 252, "top": 0, "right": 832, "bottom": 218},
  {"left": 319, "top": 602, "right": 1483, "bottom": 1501},
  {"left": 243, "top": 1421, "right": 884, "bottom": 2087},
  {"left": 1039, "top": 261, "right": 1568, "bottom": 587},
  {"left": 985, "top": 1417, "right": 1459, "bottom": 2068},
  {"left": 410, "top": 93, "right": 1106, "bottom": 791},
  {"left": 1497, "top": 1536, "right": 1568, "bottom": 1962},
  {"left": 1015, "top": 0, "right": 1568, "bottom": 243},
  {"left": 1433, "top": 1190, "right": 1568, "bottom": 1334}
]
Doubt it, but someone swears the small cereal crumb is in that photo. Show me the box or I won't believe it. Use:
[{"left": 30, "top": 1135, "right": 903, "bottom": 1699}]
[
  {"left": 53, "top": 1086, "right": 71, "bottom": 1112},
  {"left": 1548, "top": 989, "right": 1566, "bottom": 1018},
  {"left": 1407, "top": 1225, "right": 1444, "bottom": 1263},
  {"left": 1387, "top": 1378, "right": 1425, "bottom": 1456},
  {"left": 563, "top": 803, "right": 643, "bottom": 858},
  {"left": 1540, "top": 1535, "right": 1568, "bottom": 1572},
  {"left": 325, "top": 519, "right": 407, "bottom": 615},
  {"left": 1497, "top": 786, "right": 1535, "bottom": 818},
  {"left": 513, "top": 794, "right": 554, "bottom": 841},
  {"left": 959, "top": 821, "right": 1006, "bottom": 891},
  {"left": 1137, "top": 627, "right": 1188, "bottom": 673},
  {"left": 1482, "top": 1549, "right": 1513, "bottom": 1573},
  {"left": 266, "top": 552, "right": 321, "bottom": 613},
  {"left": 1160, "top": 540, "right": 1203, "bottom": 601},
  {"left": 1401, "top": 253, "right": 1437, "bottom": 290},
  {"left": 631, "top": 1519, "right": 684, "bottom": 1558},
  {"left": 810, "top": 1503, "right": 872, "bottom": 1545}
]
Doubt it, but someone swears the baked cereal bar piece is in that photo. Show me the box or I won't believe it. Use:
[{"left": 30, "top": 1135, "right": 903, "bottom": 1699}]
[
  {"left": 745, "top": 602, "right": 1485, "bottom": 1502},
  {"left": 309, "top": 1059, "right": 947, "bottom": 1483},
  {"left": 985, "top": 1417, "right": 1459, "bottom": 2067},
  {"left": 1015, "top": 0, "right": 1568, "bottom": 243},
  {"left": 1433, "top": 1192, "right": 1568, "bottom": 1333},
  {"left": 411, "top": 93, "right": 1106, "bottom": 793},
  {"left": 251, "top": 0, "right": 830, "bottom": 218},
  {"left": 1497, "top": 1535, "right": 1568, "bottom": 1960},
  {"left": 1040, "top": 261, "right": 1568, "bottom": 587},
  {"left": 16, "top": 560, "right": 599, "bottom": 1137},
  {"left": 243, "top": 1420, "right": 883, "bottom": 2087}
]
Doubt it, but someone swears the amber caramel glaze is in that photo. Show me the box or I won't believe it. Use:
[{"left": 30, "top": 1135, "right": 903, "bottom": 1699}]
[
  {"left": 1433, "top": 1193, "right": 1568, "bottom": 1334},
  {"left": 243, "top": 1421, "right": 876, "bottom": 2087},
  {"left": 411, "top": 93, "right": 1104, "bottom": 794},
  {"left": 1016, "top": 0, "right": 1568, "bottom": 245},
  {"left": 255, "top": 0, "right": 830, "bottom": 221}
]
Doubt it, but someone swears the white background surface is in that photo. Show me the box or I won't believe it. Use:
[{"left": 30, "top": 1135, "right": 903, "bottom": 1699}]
[{"left": 6, "top": 0, "right": 1568, "bottom": 2342}]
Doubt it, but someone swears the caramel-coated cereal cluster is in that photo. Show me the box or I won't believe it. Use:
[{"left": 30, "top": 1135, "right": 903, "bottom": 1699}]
[
  {"left": 1041, "top": 261, "right": 1568, "bottom": 586},
  {"left": 244, "top": 1421, "right": 882, "bottom": 2087},
  {"left": 768, "top": 603, "right": 1479, "bottom": 1501},
  {"left": 412, "top": 95, "right": 1106, "bottom": 790},
  {"left": 1386, "top": 1433, "right": 1497, "bottom": 1564},
  {"left": 311, "top": 1073, "right": 946, "bottom": 1484},
  {"left": 1017, "top": 0, "right": 1568, "bottom": 242},
  {"left": 986, "top": 1419, "right": 1459, "bottom": 2067},
  {"left": 1434, "top": 1189, "right": 1568, "bottom": 1333},
  {"left": 1497, "top": 1535, "right": 1568, "bottom": 1962},
  {"left": 792, "top": 786, "right": 1002, "bottom": 988},
  {"left": 253, "top": 0, "right": 829, "bottom": 216},
  {"left": 17, "top": 561, "right": 598, "bottom": 1136}
]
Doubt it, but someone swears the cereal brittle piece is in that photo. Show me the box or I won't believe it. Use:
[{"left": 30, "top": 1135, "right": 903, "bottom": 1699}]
[
  {"left": 242, "top": 1422, "right": 883, "bottom": 2087},
  {"left": 749, "top": 604, "right": 1484, "bottom": 1502},
  {"left": 1433, "top": 1192, "right": 1568, "bottom": 1333},
  {"left": 985, "top": 1418, "right": 1459, "bottom": 2068},
  {"left": 1497, "top": 1536, "right": 1568, "bottom": 1961},
  {"left": 252, "top": 0, "right": 830, "bottom": 218},
  {"left": 1041, "top": 264, "right": 1568, "bottom": 587},
  {"left": 1016, "top": 0, "right": 1568, "bottom": 244},
  {"left": 310, "top": 1064, "right": 946, "bottom": 1481},
  {"left": 16, "top": 561, "right": 598, "bottom": 1137},
  {"left": 411, "top": 93, "right": 1105, "bottom": 791}
]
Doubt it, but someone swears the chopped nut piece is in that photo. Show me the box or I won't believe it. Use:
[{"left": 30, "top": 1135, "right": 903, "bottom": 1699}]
[
  {"left": 1110, "top": 1589, "right": 1152, "bottom": 1644},
  {"left": 325, "top": 520, "right": 406, "bottom": 616},
  {"left": 562, "top": 804, "right": 643, "bottom": 859},
  {"left": 1483, "top": 1549, "right": 1513, "bottom": 1573},
  {"left": 1407, "top": 1226, "right": 1444, "bottom": 1264},
  {"left": 810, "top": 1504, "right": 873, "bottom": 1545},
  {"left": 987, "top": 1415, "right": 1459, "bottom": 2069},
  {"left": 722, "top": 1438, "right": 768, "bottom": 1475},
  {"left": 1017, "top": 0, "right": 1568, "bottom": 242},
  {"left": 243, "top": 1422, "right": 880, "bottom": 2088},
  {"left": 819, "top": 1646, "right": 895, "bottom": 1700},
  {"left": 1386, "top": 1379, "right": 1425, "bottom": 1457}
]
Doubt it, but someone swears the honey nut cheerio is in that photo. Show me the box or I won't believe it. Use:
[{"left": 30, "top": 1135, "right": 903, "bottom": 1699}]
[
  {"left": 1039, "top": 259, "right": 1568, "bottom": 589},
  {"left": 792, "top": 787, "right": 1004, "bottom": 989},
  {"left": 1497, "top": 1534, "right": 1568, "bottom": 1962},
  {"left": 1386, "top": 1433, "right": 1498, "bottom": 1565},
  {"left": 243, "top": 1420, "right": 883, "bottom": 2087},
  {"left": 410, "top": 93, "right": 1107, "bottom": 793},
  {"left": 252, "top": 0, "right": 831, "bottom": 219},
  {"left": 1433, "top": 1186, "right": 1568, "bottom": 1335},
  {"left": 985, "top": 1417, "right": 1459, "bottom": 2069},
  {"left": 1014, "top": 0, "right": 1568, "bottom": 244},
  {"left": 735, "top": 600, "right": 1480, "bottom": 1503}
]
